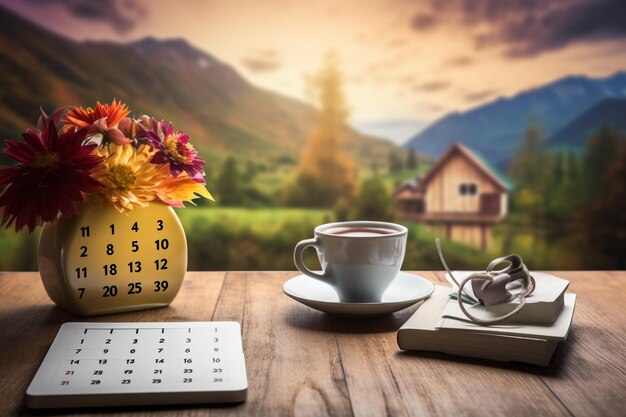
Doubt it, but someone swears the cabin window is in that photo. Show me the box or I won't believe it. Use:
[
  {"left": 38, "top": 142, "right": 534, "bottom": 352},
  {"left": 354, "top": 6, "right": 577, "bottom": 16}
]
[{"left": 459, "top": 183, "right": 478, "bottom": 196}]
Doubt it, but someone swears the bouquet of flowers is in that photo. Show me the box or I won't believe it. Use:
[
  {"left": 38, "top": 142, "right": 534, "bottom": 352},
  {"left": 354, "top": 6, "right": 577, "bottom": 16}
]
[{"left": 0, "top": 100, "right": 212, "bottom": 232}]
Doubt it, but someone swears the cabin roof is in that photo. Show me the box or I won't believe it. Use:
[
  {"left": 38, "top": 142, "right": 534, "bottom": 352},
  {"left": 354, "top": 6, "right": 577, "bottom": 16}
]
[{"left": 419, "top": 142, "right": 513, "bottom": 191}]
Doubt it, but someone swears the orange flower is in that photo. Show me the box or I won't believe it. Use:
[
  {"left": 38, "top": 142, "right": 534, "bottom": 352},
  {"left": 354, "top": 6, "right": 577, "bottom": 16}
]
[
  {"left": 154, "top": 173, "right": 213, "bottom": 208},
  {"left": 65, "top": 99, "right": 130, "bottom": 129}
]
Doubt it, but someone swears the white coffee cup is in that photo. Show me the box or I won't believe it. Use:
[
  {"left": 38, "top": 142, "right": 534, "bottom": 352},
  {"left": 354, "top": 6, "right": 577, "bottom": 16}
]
[{"left": 293, "top": 221, "right": 407, "bottom": 302}]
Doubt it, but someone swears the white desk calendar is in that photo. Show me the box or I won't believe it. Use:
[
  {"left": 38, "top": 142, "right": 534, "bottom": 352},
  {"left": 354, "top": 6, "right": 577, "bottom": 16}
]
[
  {"left": 26, "top": 322, "right": 248, "bottom": 408},
  {"left": 38, "top": 203, "right": 188, "bottom": 316}
]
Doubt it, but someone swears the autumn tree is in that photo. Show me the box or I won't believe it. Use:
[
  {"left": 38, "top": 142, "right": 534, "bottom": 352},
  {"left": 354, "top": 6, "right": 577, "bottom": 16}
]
[{"left": 284, "top": 55, "right": 357, "bottom": 207}]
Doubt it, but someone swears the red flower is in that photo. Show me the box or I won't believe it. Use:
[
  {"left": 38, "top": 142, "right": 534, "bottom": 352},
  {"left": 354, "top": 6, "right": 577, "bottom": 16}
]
[
  {"left": 64, "top": 99, "right": 130, "bottom": 129},
  {"left": 64, "top": 99, "right": 132, "bottom": 146},
  {"left": 0, "top": 121, "right": 104, "bottom": 232}
]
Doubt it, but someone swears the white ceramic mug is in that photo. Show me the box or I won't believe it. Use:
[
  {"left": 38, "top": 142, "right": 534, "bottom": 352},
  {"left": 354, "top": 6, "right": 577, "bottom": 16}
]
[{"left": 293, "top": 221, "right": 407, "bottom": 302}]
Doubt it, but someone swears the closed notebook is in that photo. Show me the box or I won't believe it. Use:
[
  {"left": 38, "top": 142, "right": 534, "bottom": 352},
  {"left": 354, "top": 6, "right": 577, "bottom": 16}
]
[
  {"left": 445, "top": 272, "right": 569, "bottom": 325},
  {"left": 397, "top": 285, "right": 576, "bottom": 367}
]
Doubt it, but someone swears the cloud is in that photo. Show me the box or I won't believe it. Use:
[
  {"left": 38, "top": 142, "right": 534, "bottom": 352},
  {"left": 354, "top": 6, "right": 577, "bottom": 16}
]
[
  {"left": 410, "top": 0, "right": 626, "bottom": 57},
  {"left": 464, "top": 90, "right": 496, "bottom": 102},
  {"left": 413, "top": 81, "right": 450, "bottom": 92},
  {"left": 444, "top": 56, "right": 473, "bottom": 67},
  {"left": 26, "top": 0, "right": 147, "bottom": 33},
  {"left": 410, "top": 13, "right": 437, "bottom": 30},
  {"left": 241, "top": 49, "right": 282, "bottom": 73}
]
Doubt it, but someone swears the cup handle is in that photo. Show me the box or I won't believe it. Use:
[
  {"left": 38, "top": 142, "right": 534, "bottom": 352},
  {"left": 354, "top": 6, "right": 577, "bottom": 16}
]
[{"left": 293, "top": 237, "right": 329, "bottom": 281}]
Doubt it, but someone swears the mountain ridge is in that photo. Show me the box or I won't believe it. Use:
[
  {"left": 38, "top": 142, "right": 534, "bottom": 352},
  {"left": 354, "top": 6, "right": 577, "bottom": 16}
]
[
  {"left": 0, "top": 5, "right": 398, "bottom": 166},
  {"left": 547, "top": 98, "right": 626, "bottom": 149},
  {"left": 403, "top": 71, "right": 626, "bottom": 165}
]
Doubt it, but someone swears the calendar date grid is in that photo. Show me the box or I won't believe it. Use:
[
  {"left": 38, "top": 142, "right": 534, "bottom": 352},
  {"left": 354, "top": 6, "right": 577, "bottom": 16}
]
[
  {"left": 53, "top": 326, "right": 231, "bottom": 390},
  {"left": 72, "top": 218, "right": 172, "bottom": 302}
]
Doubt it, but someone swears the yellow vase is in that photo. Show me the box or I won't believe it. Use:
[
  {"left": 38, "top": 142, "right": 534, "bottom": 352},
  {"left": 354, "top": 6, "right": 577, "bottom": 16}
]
[{"left": 38, "top": 203, "right": 187, "bottom": 316}]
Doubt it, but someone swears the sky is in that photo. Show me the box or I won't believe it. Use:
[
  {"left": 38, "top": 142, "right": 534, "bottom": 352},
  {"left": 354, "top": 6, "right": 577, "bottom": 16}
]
[{"left": 2, "top": 0, "right": 626, "bottom": 143}]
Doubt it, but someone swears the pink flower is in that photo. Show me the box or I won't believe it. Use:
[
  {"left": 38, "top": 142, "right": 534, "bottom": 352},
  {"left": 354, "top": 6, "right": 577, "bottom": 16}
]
[{"left": 138, "top": 119, "right": 205, "bottom": 183}]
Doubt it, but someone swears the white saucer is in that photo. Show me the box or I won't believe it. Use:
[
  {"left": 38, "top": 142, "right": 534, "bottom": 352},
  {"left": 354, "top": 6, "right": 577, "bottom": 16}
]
[{"left": 283, "top": 272, "right": 435, "bottom": 318}]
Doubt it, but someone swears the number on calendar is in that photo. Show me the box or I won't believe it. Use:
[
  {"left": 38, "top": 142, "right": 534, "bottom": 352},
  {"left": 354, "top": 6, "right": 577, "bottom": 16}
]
[
  {"left": 75, "top": 267, "right": 87, "bottom": 279},
  {"left": 103, "top": 264, "right": 117, "bottom": 276},
  {"left": 127, "top": 282, "right": 142, "bottom": 294},
  {"left": 128, "top": 261, "right": 141, "bottom": 273},
  {"left": 155, "top": 238, "right": 169, "bottom": 250},
  {"left": 102, "top": 285, "right": 118, "bottom": 297},
  {"left": 154, "top": 280, "right": 169, "bottom": 291},
  {"left": 154, "top": 258, "right": 168, "bottom": 270}
]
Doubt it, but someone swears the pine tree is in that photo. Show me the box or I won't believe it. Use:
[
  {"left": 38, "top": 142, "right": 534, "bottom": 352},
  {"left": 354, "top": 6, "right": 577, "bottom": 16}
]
[
  {"left": 388, "top": 151, "right": 403, "bottom": 173},
  {"left": 583, "top": 125, "right": 620, "bottom": 201},
  {"left": 407, "top": 149, "right": 418, "bottom": 170},
  {"left": 575, "top": 143, "right": 626, "bottom": 268},
  {"left": 508, "top": 124, "right": 552, "bottom": 224}
]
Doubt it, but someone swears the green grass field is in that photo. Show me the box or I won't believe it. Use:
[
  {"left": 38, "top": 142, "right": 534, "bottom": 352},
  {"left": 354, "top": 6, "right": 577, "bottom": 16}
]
[{"left": 0, "top": 205, "right": 570, "bottom": 271}]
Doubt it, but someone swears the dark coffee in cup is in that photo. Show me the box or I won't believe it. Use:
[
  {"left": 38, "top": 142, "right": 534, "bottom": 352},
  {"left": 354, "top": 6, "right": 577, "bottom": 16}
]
[{"left": 324, "top": 227, "right": 397, "bottom": 237}]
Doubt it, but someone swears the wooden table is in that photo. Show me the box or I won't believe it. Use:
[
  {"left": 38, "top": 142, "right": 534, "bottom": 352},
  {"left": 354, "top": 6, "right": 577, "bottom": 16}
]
[{"left": 0, "top": 271, "right": 624, "bottom": 417}]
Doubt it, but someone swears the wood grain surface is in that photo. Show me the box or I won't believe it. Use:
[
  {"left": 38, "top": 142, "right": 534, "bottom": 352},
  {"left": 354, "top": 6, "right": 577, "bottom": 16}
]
[{"left": 0, "top": 271, "right": 623, "bottom": 417}]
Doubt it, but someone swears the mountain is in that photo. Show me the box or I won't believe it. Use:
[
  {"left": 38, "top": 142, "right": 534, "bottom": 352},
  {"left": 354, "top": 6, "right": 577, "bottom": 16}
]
[
  {"left": 404, "top": 72, "right": 626, "bottom": 166},
  {"left": 354, "top": 118, "right": 425, "bottom": 145},
  {"left": 0, "top": 5, "right": 397, "bottom": 166},
  {"left": 547, "top": 98, "right": 626, "bottom": 149}
]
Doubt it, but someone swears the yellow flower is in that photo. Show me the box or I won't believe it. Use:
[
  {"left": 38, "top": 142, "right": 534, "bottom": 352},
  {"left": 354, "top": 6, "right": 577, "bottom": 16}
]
[
  {"left": 93, "top": 144, "right": 166, "bottom": 213},
  {"left": 93, "top": 143, "right": 213, "bottom": 213}
]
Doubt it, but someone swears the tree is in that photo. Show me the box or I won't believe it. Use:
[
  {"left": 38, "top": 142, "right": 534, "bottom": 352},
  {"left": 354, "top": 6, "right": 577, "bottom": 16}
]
[
  {"left": 574, "top": 143, "right": 626, "bottom": 268},
  {"left": 582, "top": 125, "right": 620, "bottom": 202},
  {"left": 284, "top": 54, "right": 357, "bottom": 207},
  {"left": 508, "top": 124, "right": 553, "bottom": 224},
  {"left": 352, "top": 175, "right": 395, "bottom": 221},
  {"left": 216, "top": 157, "right": 243, "bottom": 206},
  {"left": 388, "top": 151, "right": 403, "bottom": 173},
  {"left": 406, "top": 149, "right": 418, "bottom": 170}
]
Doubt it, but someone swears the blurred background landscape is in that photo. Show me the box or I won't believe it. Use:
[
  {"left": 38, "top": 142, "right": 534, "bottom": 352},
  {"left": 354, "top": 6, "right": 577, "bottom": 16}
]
[{"left": 0, "top": 0, "right": 624, "bottom": 271}]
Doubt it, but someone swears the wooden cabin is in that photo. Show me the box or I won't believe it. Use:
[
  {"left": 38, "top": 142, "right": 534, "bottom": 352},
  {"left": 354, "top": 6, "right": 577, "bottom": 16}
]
[{"left": 395, "top": 142, "right": 512, "bottom": 250}]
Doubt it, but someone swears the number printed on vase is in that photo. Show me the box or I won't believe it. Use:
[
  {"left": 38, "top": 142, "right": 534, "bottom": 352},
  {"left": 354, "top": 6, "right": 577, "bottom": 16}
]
[{"left": 65, "top": 208, "right": 182, "bottom": 307}]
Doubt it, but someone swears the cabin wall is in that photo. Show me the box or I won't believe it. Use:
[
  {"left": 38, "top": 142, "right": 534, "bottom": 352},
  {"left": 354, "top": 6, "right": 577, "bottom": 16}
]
[
  {"left": 500, "top": 193, "right": 508, "bottom": 217},
  {"left": 425, "top": 153, "right": 500, "bottom": 214}
]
